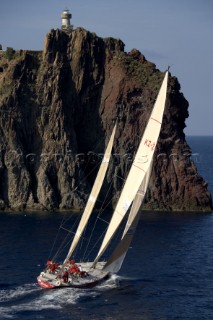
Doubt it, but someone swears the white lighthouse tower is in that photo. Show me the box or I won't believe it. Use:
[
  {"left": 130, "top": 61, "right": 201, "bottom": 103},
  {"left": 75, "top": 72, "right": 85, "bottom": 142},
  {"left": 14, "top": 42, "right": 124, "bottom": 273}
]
[{"left": 61, "top": 8, "right": 73, "bottom": 33}]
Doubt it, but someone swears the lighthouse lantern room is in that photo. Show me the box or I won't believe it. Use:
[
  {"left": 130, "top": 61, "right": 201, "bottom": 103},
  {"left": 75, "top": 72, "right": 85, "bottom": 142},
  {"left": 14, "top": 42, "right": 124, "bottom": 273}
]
[{"left": 61, "top": 9, "right": 73, "bottom": 33}]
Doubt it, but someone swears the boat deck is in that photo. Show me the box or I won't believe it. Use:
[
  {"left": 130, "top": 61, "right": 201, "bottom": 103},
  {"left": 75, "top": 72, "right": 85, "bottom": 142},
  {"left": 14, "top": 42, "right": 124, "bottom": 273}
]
[{"left": 37, "top": 261, "right": 109, "bottom": 288}]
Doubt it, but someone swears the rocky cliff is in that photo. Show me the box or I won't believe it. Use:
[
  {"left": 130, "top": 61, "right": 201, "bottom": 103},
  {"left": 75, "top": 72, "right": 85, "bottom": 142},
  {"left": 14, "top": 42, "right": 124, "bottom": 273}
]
[{"left": 0, "top": 28, "right": 212, "bottom": 211}]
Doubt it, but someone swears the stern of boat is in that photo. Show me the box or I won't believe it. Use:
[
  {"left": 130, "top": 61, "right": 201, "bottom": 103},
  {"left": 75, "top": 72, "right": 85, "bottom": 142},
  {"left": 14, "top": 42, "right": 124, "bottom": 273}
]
[{"left": 37, "top": 275, "right": 55, "bottom": 289}]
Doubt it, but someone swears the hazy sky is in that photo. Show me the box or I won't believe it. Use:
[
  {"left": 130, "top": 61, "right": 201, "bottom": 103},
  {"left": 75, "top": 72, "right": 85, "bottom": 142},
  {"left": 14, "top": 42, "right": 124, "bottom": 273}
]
[{"left": 0, "top": 0, "right": 212, "bottom": 135}]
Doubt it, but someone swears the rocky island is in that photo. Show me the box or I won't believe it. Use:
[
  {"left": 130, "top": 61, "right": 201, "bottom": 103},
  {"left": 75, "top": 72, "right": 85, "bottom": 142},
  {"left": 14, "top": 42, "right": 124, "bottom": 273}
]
[{"left": 0, "top": 27, "right": 212, "bottom": 212}]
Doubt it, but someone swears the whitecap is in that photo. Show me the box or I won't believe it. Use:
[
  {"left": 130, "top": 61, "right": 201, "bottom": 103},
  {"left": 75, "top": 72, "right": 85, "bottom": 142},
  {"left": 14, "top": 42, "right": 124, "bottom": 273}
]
[
  {"left": 96, "top": 274, "right": 120, "bottom": 291},
  {"left": 0, "top": 283, "right": 39, "bottom": 303}
]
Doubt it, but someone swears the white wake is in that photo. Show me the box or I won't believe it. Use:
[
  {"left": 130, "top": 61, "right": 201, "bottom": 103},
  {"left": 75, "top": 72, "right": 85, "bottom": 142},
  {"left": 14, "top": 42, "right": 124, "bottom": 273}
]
[{"left": 0, "top": 279, "right": 119, "bottom": 318}]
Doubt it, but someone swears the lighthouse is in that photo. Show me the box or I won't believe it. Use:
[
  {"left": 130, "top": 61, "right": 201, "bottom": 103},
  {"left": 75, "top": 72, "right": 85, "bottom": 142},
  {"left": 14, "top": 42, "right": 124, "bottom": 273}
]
[{"left": 61, "top": 8, "right": 73, "bottom": 33}]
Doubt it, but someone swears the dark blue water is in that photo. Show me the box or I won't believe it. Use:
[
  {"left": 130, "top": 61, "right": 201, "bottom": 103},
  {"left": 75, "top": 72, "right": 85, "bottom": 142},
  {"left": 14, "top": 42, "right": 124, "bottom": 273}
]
[
  {"left": 187, "top": 136, "right": 213, "bottom": 195},
  {"left": 0, "top": 137, "right": 212, "bottom": 320}
]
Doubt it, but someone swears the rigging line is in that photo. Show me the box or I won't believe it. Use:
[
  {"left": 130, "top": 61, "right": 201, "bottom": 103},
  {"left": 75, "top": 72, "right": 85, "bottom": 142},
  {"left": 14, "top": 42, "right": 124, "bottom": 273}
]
[
  {"left": 52, "top": 230, "right": 75, "bottom": 262},
  {"left": 71, "top": 227, "right": 88, "bottom": 261},
  {"left": 81, "top": 179, "right": 114, "bottom": 260},
  {"left": 77, "top": 208, "right": 96, "bottom": 260},
  {"left": 97, "top": 216, "right": 110, "bottom": 224},
  {"left": 53, "top": 208, "right": 88, "bottom": 261},
  {"left": 51, "top": 214, "right": 81, "bottom": 261},
  {"left": 84, "top": 224, "right": 109, "bottom": 262},
  {"left": 54, "top": 211, "right": 75, "bottom": 235},
  {"left": 52, "top": 227, "right": 73, "bottom": 256},
  {"left": 75, "top": 190, "right": 89, "bottom": 197},
  {"left": 53, "top": 210, "right": 87, "bottom": 261},
  {"left": 76, "top": 121, "right": 116, "bottom": 193},
  {"left": 59, "top": 207, "right": 82, "bottom": 232},
  {"left": 81, "top": 214, "right": 99, "bottom": 261},
  {"left": 93, "top": 198, "right": 114, "bottom": 227},
  {"left": 75, "top": 209, "right": 91, "bottom": 258},
  {"left": 48, "top": 226, "right": 63, "bottom": 261},
  {"left": 94, "top": 171, "right": 127, "bottom": 219},
  {"left": 115, "top": 174, "right": 126, "bottom": 182},
  {"left": 80, "top": 157, "right": 103, "bottom": 183},
  {"left": 58, "top": 216, "right": 82, "bottom": 246},
  {"left": 94, "top": 197, "right": 115, "bottom": 223},
  {"left": 67, "top": 157, "right": 103, "bottom": 209},
  {"left": 81, "top": 207, "right": 108, "bottom": 261},
  {"left": 82, "top": 218, "right": 99, "bottom": 261},
  {"left": 60, "top": 226, "right": 76, "bottom": 234},
  {"left": 62, "top": 212, "right": 81, "bottom": 230},
  {"left": 76, "top": 214, "right": 90, "bottom": 255},
  {"left": 48, "top": 211, "right": 75, "bottom": 260},
  {"left": 76, "top": 134, "right": 106, "bottom": 183},
  {"left": 83, "top": 212, "right": 109, "bottom": 261},
  {"left": 94, "top": 178, "right": 114, "bottom": 215},
  {"left": 83, "top": 175, "right": 128, "bottom": 258}
]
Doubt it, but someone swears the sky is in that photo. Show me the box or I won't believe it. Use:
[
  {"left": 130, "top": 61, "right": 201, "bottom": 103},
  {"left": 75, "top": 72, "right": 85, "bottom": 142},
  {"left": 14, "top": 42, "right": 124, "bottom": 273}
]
[{"left": 0, "top": 0, "right": 212, "bottom": 136}]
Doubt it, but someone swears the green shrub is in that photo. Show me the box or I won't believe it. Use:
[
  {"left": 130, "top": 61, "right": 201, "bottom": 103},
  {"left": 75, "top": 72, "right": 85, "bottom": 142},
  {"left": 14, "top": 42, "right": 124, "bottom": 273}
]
[{"left": 5, "top": 47, "right": 15, "bottom": 61}]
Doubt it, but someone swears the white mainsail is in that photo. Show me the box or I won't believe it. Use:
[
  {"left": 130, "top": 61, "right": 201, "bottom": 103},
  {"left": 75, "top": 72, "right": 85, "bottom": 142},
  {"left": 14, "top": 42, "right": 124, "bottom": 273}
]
[
  {"left": 93, "top": 70, "right": 168, "bottom": 265},
  {"left": 63, "top": 122, "right": 117, "bottom": 263},
  {"left": 103, "top": 163, "right": 152, "bottom": 273}
]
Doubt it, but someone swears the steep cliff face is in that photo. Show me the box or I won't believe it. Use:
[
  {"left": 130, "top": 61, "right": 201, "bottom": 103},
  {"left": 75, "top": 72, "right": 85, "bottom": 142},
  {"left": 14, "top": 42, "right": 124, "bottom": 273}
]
[{"left": 0, "top": 28, "right": 212, "bottom": 211}]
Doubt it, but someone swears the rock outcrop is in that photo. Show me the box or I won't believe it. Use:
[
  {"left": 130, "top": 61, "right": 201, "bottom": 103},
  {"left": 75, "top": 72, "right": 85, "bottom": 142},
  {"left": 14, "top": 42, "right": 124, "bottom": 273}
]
[{"left": 0, "top": 28, "right": 212, "bottom": 211}]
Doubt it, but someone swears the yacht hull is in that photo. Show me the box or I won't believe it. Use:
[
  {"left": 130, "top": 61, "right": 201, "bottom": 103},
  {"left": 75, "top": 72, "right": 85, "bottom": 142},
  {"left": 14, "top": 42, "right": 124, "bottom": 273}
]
[
  {"left": 37, "top": 261, "right": 109, "bottom": 289},
  {"left": 37, "top": 273, "right": 110, "bottom": 289}
]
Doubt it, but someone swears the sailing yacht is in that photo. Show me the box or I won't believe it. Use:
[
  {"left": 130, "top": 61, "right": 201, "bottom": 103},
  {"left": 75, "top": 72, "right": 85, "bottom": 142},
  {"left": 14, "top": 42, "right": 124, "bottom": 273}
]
[{"left": 37, "top": 70, "right": 169, "bottom": 289}]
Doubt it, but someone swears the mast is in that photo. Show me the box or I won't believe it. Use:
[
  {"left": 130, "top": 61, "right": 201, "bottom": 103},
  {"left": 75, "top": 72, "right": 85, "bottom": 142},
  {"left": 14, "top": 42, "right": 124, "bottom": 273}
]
[
  {"left": 63, "top": 122, "right": 117, "bottom": 264},
  {"left": 93, "top": 70, "right": 168, "bottom": 265}
]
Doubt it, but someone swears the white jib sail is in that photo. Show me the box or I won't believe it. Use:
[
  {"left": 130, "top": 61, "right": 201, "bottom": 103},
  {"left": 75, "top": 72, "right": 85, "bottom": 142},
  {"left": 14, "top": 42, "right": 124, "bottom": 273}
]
[
  {"left": 103, "top": 162, "right": 152, "bottom": 273},
  {"left": 94, "top": 70, "right": 168, "bottom": 265},
  {"left": 63, "top": 122, "right": 117, "bottom": 263}
]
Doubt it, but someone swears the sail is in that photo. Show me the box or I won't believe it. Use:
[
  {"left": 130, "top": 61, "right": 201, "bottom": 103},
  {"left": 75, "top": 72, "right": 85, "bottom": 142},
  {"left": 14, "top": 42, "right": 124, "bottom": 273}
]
[
  {"left": 103, "top": 163, "right": 152, "bottom": 273},
  {"left": 122, "top": 160, "right": 152, "bottom": 238},
  {"left": 63, "top": 122, "right": 117, "bottom": 263},
  {"left": 93, "top": 70, "right": 168, "bottom": 265}
]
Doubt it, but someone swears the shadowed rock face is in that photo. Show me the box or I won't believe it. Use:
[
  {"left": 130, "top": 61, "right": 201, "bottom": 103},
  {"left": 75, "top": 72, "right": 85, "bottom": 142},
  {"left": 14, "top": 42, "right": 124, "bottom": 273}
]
[{"left": 0, "top": 28, "right": 212, "bottom": 212}]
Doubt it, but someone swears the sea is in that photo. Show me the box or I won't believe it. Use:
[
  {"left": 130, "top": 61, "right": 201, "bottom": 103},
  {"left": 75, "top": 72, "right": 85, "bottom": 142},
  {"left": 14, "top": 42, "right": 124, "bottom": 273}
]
[{"left": 0, "top": 136, "right": 212, "bottom": 320}]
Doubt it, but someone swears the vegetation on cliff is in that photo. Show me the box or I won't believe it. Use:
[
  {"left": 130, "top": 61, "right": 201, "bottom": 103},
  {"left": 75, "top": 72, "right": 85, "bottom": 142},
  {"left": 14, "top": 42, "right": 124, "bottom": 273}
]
[{"left": 0, "top": 28, "right": 212, "bottom": 211}]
